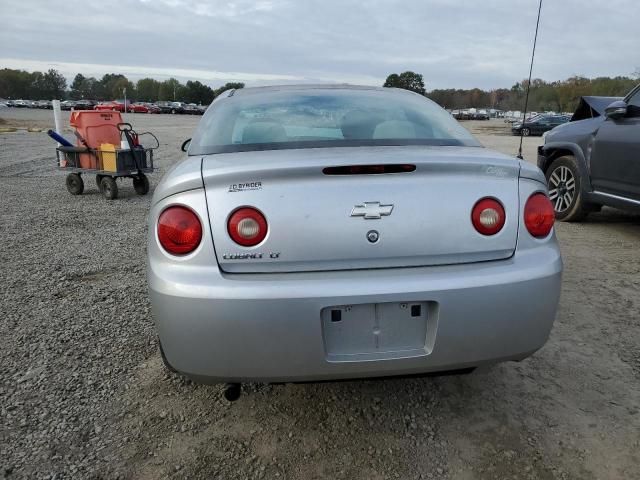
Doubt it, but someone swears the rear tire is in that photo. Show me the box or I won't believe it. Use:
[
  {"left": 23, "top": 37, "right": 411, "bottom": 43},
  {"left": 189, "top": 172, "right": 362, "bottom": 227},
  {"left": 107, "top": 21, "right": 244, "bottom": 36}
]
[
  {"left": 96, "top": 174, "right": 104, "bottom": 188},
  {"left": 133, "top": 174, "right": 150, "bottom": 195},
  {"left": 545, "top": 156, "right": 588, "bottom": 222},
  {"left": 100, "top": 176, "right": 118, "bottom": 200},
  {"left": 66, "top": 173, "right": 84, "bottom": 195}
]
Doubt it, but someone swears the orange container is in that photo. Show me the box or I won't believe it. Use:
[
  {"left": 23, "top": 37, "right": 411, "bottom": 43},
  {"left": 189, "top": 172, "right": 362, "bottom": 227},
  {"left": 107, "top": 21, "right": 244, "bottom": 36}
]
[{"left": 70, "top": 111, "right": 122, "bottom": 169}]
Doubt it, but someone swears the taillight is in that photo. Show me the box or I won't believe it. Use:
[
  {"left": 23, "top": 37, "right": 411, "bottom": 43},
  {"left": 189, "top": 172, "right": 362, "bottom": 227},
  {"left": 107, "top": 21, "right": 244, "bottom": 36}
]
[
  {"left": 157, "top": 206, "right": 202, "bottom": 255},
  {"left": 228, "top": 207, "right": 268, "bottom": 246},
  {"left": 524, "top": 193, "right": 555, "bottom": 238},
  {"left": 471, "top": 198, "right": 506, "bottom": 235}
]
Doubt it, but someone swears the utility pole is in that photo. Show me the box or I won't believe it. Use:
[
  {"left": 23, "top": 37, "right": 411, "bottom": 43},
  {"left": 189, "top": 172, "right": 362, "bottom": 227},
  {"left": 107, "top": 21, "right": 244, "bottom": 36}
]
[{"left": 123, "top": 87, "right": 127, "bottom": 113}]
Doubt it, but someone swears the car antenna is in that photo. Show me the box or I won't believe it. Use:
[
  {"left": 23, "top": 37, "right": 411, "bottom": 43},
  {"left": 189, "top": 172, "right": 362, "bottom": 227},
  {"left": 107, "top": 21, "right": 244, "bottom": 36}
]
[{"left": 517, "top": 0, "right": 543, "bottom": 160}]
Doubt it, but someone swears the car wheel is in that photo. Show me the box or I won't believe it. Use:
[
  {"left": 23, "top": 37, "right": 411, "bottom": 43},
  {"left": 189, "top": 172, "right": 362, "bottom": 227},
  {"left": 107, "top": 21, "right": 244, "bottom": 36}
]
[
  {"left": 100, "top": 176, "right": 118, "bottom": 200},
  {"left": 66, "top": 173, "right": 84, "bottom": 195},
  {"left": 546, "top": 156, "right": 589, "bottom": 222},
  {"left": 133, "top": 174, "right": 150, "bottom": 195},
  {"left": 96, "top": 174, "right": 104, "bottom": 188},
  {"left": 522, "top": 128, "right": 530, "bottom": 136}
]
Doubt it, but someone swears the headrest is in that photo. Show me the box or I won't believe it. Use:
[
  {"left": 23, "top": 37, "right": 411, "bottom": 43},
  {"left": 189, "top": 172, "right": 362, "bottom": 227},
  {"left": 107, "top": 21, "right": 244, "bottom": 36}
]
[
  {"left": 372, "top": 120, "right": 417, "bottom": 139},
  {"left": 242, "top": 121, "right": 287, "bottom": 144}
]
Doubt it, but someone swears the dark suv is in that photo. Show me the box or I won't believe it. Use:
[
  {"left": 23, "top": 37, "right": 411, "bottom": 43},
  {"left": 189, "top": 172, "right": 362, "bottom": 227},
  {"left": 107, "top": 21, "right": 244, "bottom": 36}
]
[{"left": 537, "top": 84, "right": 640, "bottom": 221}]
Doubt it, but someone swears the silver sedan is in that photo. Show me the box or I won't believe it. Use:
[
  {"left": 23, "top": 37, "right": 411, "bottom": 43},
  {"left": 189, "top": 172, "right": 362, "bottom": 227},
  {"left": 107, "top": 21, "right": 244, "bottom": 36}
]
[{"left": 148, "top": 85, "right": 562, "bottom": 392}]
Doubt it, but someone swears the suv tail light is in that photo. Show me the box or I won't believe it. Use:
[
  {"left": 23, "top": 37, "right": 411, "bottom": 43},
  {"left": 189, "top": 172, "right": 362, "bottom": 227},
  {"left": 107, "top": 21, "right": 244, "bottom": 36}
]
[
  {"left": 157, "top": 206, "right": 202, "bottom": 255},
  {"left": 228, "top": 207, "right": 268, "bottom": 246},
  {"left": 471, "top": 198, "right": 506, "bottom": 235},
  {"left": 524, "top": 193, "right": 555, "bottom": 238}
]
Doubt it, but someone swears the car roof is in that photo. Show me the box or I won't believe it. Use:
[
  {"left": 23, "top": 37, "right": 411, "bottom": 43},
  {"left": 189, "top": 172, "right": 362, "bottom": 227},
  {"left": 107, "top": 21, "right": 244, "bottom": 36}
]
[{"left": 231, "top": 84, "right": 397, "bottom": 97}]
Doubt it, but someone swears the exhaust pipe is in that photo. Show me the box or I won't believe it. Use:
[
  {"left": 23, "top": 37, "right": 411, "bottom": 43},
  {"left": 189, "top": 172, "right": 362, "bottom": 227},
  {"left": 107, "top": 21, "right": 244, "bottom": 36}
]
[{"left": 223, "top": 383, "right": 241, "bottom": 402}]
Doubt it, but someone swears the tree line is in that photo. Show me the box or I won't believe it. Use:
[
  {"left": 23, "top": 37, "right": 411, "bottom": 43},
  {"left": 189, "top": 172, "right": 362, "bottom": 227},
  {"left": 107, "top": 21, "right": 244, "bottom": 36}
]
[
  {"left": 0, "top": 68, "right": 244, "bottom": 105},
  {"left": 1, "top": 66, "right": 637, "bottom": 112},
  {"left": 384, "top": 71, "right": 638, "bottom": 112}
]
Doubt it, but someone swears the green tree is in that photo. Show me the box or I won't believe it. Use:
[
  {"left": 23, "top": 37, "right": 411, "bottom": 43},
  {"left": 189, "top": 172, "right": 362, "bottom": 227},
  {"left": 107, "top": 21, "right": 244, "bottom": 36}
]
[
  {"left": 136, "top": 78, "right": 160, "bottom": 101},
  {"left": 183, "top": 80, "right": 215, "bottom": 104},
  {"left": 28, "top": 71, "right": 46, "bottom": 99},
  {"left": 383, "top": 71, "right": 425, "bottom": 95},
  {"left": 70, "top": 74, "right": 86, "bottom": 99},
  {"left": 39, "top": 69, "right": 67, "bottom": 99},
  {"left": 158, "top": 78, "right": 184, "bottom": 101},
  {"left": 98, "top": 74, "right": 131, "bottom": 100},
  {"left": 111, "top": 77, "right": 136, "bottom": 100}
]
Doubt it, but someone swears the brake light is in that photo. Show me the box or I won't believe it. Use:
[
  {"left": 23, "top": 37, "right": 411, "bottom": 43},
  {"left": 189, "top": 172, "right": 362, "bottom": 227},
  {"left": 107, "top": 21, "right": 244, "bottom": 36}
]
[
  {"left": 471, "top": 198, "right": 506, "bottom": 235},
  {"left": 228, "top": 207, "right": 268, "bottom": 246},
  {"left": 157, "top": 206, "right": 202, "bottom": 255},
  {"left": 524, "top": 193, "right": 555, "bottom": 238}
]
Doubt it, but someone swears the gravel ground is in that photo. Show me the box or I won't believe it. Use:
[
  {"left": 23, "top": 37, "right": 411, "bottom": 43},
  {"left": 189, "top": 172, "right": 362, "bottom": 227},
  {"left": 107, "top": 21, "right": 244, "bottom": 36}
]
[{"left": 1, "top": 110, "right": 639, "bottom": 480}]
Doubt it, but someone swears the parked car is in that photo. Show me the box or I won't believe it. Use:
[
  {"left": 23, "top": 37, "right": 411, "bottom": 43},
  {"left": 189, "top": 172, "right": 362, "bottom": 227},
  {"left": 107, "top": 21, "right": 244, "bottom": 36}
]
[
  {"left": 504, "top": 111, "right": 523, "bottom": 123},
  {"left": 60, "top": 100, "right": 76, "bottom": 111},
  {"left": 0, "top": 101, "right": 7, "bottom": 109},
  {"left": 512, "top": 114, "right": 569, "bottom": 136},
  {"left": 144, "top": 103, "right": 162, "bottom": 114},
  {"left": 36, "top": 100, "right": 52, "bottom": 109},
  {"left": 128, "top": 102, "right": 152, "bottom": 113},
  {"left": 197, "top": 104, "right": 208, "bottom": 114},
  {"left": 95, "top": 101, "right": 126, "bottom": 112},
  {"left": 148, "top": 85, "right": 562, "bottom": 397},
  {"left": 183, "top": 103, "right": 201, "bottom": 115},
  {"left": 154, "top": 101, "right": 173, "bottom": 114},
  {"left": 153, "top": 101, "right": 186, "bottom": 114},
  {"left": 537, "top": 84, "right": 640, "bottom": 221},
  {"left": 13, "top": 99, "right": 29, "bottom": 108},
  {"left": 473, "top": 109, "right": 489, "bottom": 120},
  {"left": 169, "top": 101, "right": 186, "bottom": 114},
  {"left": 73, "top": 100, "right": 95, "bottom": 110}
]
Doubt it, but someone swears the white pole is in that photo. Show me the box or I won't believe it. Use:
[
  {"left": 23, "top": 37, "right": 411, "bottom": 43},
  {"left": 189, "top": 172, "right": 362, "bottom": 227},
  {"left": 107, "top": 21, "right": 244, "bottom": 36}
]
[
  {"left": 124, "top": 87, "right": 127, "bottom": 113},
  {"left": 52, "top": 99, "right": 64, "bottom": 165}
]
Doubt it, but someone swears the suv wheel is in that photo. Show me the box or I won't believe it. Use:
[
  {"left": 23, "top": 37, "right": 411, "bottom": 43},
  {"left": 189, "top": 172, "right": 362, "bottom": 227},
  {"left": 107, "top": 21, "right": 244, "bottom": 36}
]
[
  {"left": 546, "top": 156, "right": 589, "bottom": 222},
  {"left": 521, "top": 127, "right": 530, "bottom": 136}
]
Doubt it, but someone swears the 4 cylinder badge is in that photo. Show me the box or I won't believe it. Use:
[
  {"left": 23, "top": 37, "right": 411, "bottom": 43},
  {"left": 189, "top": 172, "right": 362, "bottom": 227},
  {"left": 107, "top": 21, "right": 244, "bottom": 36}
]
[{"left": 366, "top": 230, "right": 380, "bottom": 243}]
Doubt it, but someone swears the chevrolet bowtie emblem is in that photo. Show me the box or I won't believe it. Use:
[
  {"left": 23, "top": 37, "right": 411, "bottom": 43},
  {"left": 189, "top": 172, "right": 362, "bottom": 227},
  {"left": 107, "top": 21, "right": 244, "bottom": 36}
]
[{"left": 350, "top": 202, "right": 394, "bottom": 220}]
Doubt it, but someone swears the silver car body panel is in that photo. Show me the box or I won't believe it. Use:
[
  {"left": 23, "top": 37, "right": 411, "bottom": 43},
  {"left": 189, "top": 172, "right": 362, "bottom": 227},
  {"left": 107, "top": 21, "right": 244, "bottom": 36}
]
[
  {"left": 148, "top": 174, "right": 562, "bottom": 383},
  {"left": 202, "top": 146, "right": 523, "bottom": 273}
]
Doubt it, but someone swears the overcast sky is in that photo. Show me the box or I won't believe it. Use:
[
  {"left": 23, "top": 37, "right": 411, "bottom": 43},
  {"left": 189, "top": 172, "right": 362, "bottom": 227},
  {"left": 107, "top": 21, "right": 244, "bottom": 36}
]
[{"left": 0, "top": 0, "right": 638, "bottom": 90}]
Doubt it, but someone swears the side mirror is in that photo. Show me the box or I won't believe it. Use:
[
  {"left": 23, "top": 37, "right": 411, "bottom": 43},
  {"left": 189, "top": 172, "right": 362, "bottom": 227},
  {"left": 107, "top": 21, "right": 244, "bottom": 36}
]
[
  {"left": 604, "top": 100, "right": 627, "bottom": 119},
  {"left": 181, "top": 138, "right": 191, "bottom": 152}
]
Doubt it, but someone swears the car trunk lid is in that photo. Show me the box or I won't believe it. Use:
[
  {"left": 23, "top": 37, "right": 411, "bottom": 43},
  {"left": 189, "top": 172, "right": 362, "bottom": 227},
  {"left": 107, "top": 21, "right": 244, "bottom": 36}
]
[{"left": 202, "top": 146, "right": 520, "bottom": 273}]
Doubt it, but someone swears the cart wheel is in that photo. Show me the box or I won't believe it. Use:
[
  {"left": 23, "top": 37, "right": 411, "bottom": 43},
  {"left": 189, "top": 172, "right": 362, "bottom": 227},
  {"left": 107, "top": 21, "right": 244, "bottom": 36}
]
[
  {"left": 66, "top": 173, "right": 84, "bottom": 195},
  {"left": 133, "top": 174, "right": 150, "bottom": 195},
  {"left": 96, "top": 174, "right": 104, "bottom": 188},
  {"left": 100, "top": 176, "right": 118, "bottom": 200}
]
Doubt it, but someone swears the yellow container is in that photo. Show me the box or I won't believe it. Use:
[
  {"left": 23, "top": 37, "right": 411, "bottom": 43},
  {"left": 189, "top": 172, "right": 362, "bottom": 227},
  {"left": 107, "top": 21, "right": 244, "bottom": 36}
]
[{"left": 100, "top": 143, "right": 117, "bottom": 172}]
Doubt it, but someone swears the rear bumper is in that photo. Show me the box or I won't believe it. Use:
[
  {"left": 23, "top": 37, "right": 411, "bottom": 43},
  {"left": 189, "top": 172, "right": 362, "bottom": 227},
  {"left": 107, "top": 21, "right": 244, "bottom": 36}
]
[{"left": 149, "top": 245, "right": 562, "bottom": 383}]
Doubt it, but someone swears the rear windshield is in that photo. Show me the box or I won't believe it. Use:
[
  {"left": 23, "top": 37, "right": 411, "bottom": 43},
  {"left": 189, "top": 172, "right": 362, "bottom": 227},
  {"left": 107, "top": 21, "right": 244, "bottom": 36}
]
[{"left": 189, "top": 89, "right": 480, "bottom": 154}]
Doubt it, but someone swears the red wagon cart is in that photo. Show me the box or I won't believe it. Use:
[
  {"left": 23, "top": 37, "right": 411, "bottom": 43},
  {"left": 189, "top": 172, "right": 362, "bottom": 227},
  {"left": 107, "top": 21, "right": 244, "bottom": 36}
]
[{"left": 56, "top": 111, "right": 158, "bottom": 200}]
